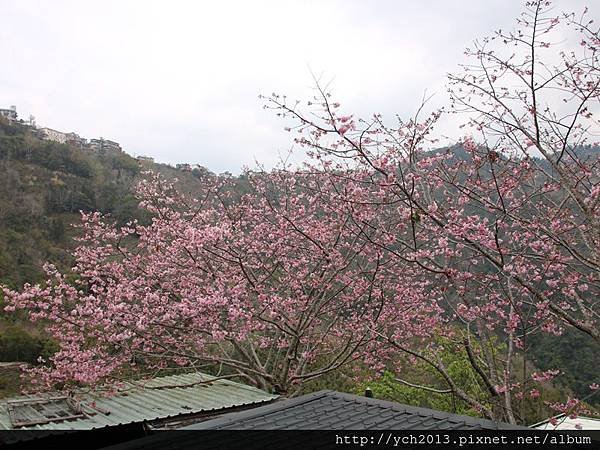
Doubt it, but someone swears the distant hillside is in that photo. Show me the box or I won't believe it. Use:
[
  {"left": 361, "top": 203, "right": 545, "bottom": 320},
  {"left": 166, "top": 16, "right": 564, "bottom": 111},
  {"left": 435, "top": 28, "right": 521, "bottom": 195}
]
[{"left": 0, "top": 118, "right": 213, "bottom": 288}]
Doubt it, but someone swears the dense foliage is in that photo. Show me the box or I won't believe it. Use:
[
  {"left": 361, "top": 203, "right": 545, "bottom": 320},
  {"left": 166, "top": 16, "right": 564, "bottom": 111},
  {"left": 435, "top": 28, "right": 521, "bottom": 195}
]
[{"left": 0, "top": 119, "right": 141, "bottom": 286}]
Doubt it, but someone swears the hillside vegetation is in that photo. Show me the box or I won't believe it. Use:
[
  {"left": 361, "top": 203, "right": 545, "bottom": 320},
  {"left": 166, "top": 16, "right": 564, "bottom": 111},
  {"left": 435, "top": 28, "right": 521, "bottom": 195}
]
[{"left": 0, "top": 118, "right": 211, "bottom": 287}]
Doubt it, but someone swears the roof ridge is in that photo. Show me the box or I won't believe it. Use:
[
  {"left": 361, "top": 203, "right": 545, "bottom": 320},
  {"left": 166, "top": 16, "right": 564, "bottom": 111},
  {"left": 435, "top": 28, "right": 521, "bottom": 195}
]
[
  {"left": 185, "top": 390, "right": 529, "bottom": 430},
  {"left": 327, "top": 391, "right": 529, "bottom": 430},
  {"left": 185, "top": 390, "right": 332, "bottom": 430}
]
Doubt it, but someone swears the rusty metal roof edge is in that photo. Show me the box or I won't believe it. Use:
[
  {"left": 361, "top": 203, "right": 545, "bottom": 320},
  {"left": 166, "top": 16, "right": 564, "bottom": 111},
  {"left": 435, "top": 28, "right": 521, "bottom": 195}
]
[{"left": 0, "top": 372, "right": 278, "bottom": 431}]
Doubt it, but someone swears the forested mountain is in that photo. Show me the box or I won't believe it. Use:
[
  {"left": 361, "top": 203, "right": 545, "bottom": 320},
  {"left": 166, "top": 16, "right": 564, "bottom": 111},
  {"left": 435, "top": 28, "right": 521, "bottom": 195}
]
[{"left": 0, "top": 118, "right": 211, "bottom": 287}]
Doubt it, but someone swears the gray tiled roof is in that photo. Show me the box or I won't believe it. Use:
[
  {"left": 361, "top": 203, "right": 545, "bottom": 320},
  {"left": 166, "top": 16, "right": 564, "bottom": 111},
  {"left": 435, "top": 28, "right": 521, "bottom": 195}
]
[
  {"left": 185, "top": 390, "right": 526, "bottom": 430},
  {"left": 101, "top": 390, "right": 527, "bottom": 449}
]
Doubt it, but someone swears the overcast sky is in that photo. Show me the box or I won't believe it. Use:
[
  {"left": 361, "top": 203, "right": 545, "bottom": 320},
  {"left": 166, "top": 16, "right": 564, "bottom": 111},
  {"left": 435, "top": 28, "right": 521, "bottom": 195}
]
[{"left": 1, "top": 0, "right": 593, "bottom": 173}]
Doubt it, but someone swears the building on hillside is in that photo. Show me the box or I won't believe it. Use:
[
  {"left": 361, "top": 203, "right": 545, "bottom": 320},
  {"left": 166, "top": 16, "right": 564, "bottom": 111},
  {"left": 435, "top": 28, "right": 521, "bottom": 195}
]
[
  {"left": 89, "top": 137, "right": 122, "bottom": 153},
  {"left": 39, "top": 127, "right": 68, "bottom": 144},
  {"left": 0, "top": 106, "right": 17, "bottom": 121},
  {"left": 137, "top": 155, "right": 155, "bottom": 165},
  {"left": 0, "top": 372, "right": 277, "bottom": 446},
  {"left": 89, "top": 138, "right": 103, "bottom": 151},
  {"left": 65, "top": 132, "right": 87, "bottom": 148}
]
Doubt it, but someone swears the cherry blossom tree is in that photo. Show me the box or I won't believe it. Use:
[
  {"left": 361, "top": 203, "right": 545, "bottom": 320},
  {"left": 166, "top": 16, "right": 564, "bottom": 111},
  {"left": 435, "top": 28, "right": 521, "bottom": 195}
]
[
  {"left": 262, "top": 0, "right": 599, "bottom": 423},
  {"left": 3, "top": 171, "right": 439, "bottom": 396}
]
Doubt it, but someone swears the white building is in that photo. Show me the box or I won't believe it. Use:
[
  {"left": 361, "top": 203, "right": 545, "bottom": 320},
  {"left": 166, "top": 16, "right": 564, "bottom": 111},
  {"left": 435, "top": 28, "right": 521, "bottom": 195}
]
[
  {"left": 532, "top": 415, "right": 600, "bottom": 430},
  {"left": 66, "top": 132, "right": 87, "bottom": 148},
  {"left": 39, "top": 127, "right": 68, "bottom": 144},
  {"left": 0, "top": 106, "right": 17, "bottom": 121},
  {"left": 89, "top": 137, "right": 122, "bottom": 153}
]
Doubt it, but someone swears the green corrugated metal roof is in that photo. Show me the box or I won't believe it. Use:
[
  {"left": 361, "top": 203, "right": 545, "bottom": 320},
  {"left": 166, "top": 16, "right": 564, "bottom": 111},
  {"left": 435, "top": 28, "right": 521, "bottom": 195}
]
[{"left": 0, "top": 372, "right": 278, "bottom": 431}]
